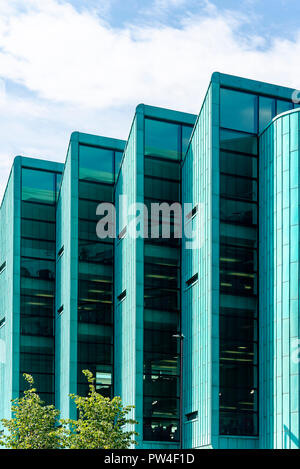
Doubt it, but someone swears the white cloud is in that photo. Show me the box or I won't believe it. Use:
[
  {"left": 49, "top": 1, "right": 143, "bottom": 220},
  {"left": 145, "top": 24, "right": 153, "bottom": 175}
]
[
  {"left": 0, "top": 0, "right": 299, "bottom": 113},
  {"left": 0, "top": 0, "right": 300, "bottom": 201}
]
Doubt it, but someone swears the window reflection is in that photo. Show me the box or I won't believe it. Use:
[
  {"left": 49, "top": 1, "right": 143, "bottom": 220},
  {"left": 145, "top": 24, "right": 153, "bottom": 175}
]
[
  {"left": 143, "top": 121, "right": 182, "bottom": 441},
  {"left": 78, "top": 146, "right": 115, "bottom": 399},
  {"left": 220, "top": 89, "right": 258, "bottom": 134},
  {"left": 79, "top": 145, "right": 114, "bottom": 183},
  {"left": 145, "top": 119, "right": 181, "bottom": 160},
  {"left": 20, "top": 172, "right": 58, "bottom": 406},
  {"left": 259, "top": 96, "right": 275, "bottom": 132},
  {"left": 219, "top": 89, "right": 260, "bottom": 436},
  {"left": 22, "top": 169, "right": 57, "bottom": 205}
]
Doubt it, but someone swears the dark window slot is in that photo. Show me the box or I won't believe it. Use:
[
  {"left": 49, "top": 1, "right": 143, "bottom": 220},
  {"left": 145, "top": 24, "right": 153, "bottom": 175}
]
[
  {"left": 0, "top": 261, "right": 6, "bottom": 275},
  {"left": 186, "top": 273, "right": 198, "bottom": 287},
  {"left": 57, "top": 246, "right": 64, "bottom": 258},
  {"left": 117, "top": 290, "right": 126, "bottom": 302},
  {"left": 186, "top": 411, "right": 198, "bottom": 421}
]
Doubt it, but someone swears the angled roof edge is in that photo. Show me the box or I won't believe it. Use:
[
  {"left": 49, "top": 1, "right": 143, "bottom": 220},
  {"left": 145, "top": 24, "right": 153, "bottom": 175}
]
[
  {"left": 70, "top": 131, "right": 126, "bottom": 151},
  {"left": 211, "top": 71, "right": 296, "bottom": 100},
  {"left": 136, "top": 103, "right": 197, "bottom": 125},
  {"left": 16, "top": 155, "right": 63, "bottom": 172}
]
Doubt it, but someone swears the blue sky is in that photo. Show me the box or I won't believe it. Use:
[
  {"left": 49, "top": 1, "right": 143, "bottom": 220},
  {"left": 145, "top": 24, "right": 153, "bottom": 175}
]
[
  {"left": 0, "top": 0, "right": 300, "bottom": 200},
  {"left": 65, "top": 0, "right": 300, "bottom": 39}
]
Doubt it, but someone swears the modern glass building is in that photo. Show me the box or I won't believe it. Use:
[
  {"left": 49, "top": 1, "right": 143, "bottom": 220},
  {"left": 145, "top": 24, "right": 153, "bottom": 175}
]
[{"left": 0, "top": 73, "right": 300, "bottom": 449}]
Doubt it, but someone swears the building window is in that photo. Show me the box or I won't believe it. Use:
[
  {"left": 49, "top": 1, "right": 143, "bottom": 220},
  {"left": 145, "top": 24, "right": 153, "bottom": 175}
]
[
  {"left": 186, "top": 273, "right": 198, "bottom": 288},
  {"left": 79, "top": 145, "right": 114, "bottom": 183},
  {"left": 186, "top": 205, "right": 198, "bottom": 221},
  {"left": 186, "top": 411, "right": 198, "bottom": 422},
  {"left": 117, "top": 290, "right": 126, "bottom": 302},
  {"left": 0, "top": 262, "right": 6, "bottom": 275},
  {"left": 145, "top": 118, "right": 181, "bottom": 160},
  {"left": 220, "top": 88, "right": 258, "bottom": 134},
  {"left": 118, "top": 226, "right": 127, "bottom": 240},
  {"left": 57, "top": 246, "right": 64, "bottom": 258}
]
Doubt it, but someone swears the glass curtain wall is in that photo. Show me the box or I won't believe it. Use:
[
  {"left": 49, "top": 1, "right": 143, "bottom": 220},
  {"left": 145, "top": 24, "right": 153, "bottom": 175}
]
[
  {"left": 219, "top": 88, "right": 296, "bottom": 436},
  {"left": 20, "top": 167, "right": 61, "bottom": 404},
  {"left": 143, "top": 118, "right": 193, "bottom": 442},
  {"left": 77, "top": 145, "right": 123, "bottom": 397}
]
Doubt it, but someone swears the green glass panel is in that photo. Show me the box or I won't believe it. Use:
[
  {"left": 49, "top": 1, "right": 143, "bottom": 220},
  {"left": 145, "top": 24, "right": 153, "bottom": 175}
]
[
  {"left": 114, "top": 151, "right": 123, "bottom": 180},
  {"left": 143, "top": 418, "right": 179, "bottom": 442},
  {"left": 276, "top": 99, "right": 293, "bottom": 115},
  {"left": 220, "top": 130, "right": 257, "bottom": 155},
  {"left": 219, "top": 411, "right": 258, "bottom": 436},
  {"left": 79, "top": 181, "right": 113, "bottom": 202},
  {"left": 145, "top": 119, "right": 181, "bottom": 160},
  {"left": 182, "top": 125, "right": 193, "bottom": 156},
  {"left": 21, "top": 219, "right": 55, "bottom": 241},
  {"left": 220, "top": 88, "right": 258, "bottom": 133},
  {"left": 79, "top": 145, "right": 114, "bottom": 183},
  {"left": 220, "top": 199, "right": 257, "bottom": 226},
  {"left": 220, "top": 151, "right": 257, "bottom": 179},
  {"left": 220, "top": 174, "right": 257, "bottom": 201},
  {"left": 22, "top": 169, "right": 56, "bottom": 204},
  {"left": 144, "top": 157, "right": 180, "bottom": 181},
  {"left": 21, "top": 238, "right": 55, "bottom": 260},
  {"left": 259, "top": 96, "right": 275, "bottom": 132}
]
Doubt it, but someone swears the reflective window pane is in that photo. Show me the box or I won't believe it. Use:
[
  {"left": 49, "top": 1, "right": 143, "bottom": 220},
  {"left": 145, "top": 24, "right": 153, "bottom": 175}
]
[
  {"left": 276, "top": 99, "right": 293, "bottom": 115},
  {"left": 22, "top": 169, "right": 56, "bottom": 204},
  {"left": 221, "top": 174, "right": 257, "bottom": 202},
  {"left": 114, "top": 151, "right": 123, "bottom": 180},
  {"left": 259, "top": 96, "right": 275, "bottom": 132},
  {"left": 145, "top": 119, "right": 181, "bottom": 160},
  {"left": 220, "top": 130, "right": 258, "bottom": 155},
  {"left": 182, "top": 125, "right": 193, "bottom": 156},
  {"left": 79, "top": 145, "right": 114, "bottom": 183},
  {"left": 220, "top": 88, "right": 258, "bottom": 133},
  {"left": 220, "top": 199, "right": 257, "bottom": 226},
  {"left": 145, "top": 157, "right": 180, "bottom": 181},
  {"left": 220, "top": 151, "right": 257, "bottom": 179}
]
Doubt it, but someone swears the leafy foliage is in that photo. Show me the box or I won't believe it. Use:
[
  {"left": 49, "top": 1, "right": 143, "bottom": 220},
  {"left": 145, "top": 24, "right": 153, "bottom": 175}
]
[
  {"left": 0, "top": 374, "right": 64, "bottom": 449},
  {"left": 62, "top": 370, "right": 138, "bottom": 449}
]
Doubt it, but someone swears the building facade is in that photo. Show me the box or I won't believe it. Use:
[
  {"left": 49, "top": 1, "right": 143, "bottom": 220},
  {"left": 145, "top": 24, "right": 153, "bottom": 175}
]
[{"left": 0, "top": 73, "right": 300, "bottom": 449}]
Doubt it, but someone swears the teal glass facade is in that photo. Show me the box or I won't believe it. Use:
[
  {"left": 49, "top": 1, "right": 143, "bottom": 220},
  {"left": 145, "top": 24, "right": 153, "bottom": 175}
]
[
  {"left": 1, "top": 74, "right": 300, "bottom": 449},
  {"left": 260, "top": 108, "right": 300, "bottom": 449}
]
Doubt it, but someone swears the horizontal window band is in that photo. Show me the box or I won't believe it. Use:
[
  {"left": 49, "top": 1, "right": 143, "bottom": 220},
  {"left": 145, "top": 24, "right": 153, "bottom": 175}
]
[
  {"left": 220, "top": 171, "right": 257, "bottom": 182},
  {"left": 219, "top": 124, "right": 258, "bottom": 137},
  {"left": 144, "top": 175, "right": 181, "bottom": 184},
  {"left": 21, "top": 217, "right": 56, "bottom": 224},
  {"left": 220, "top": 148, "right": 258, "bottom": 158}
]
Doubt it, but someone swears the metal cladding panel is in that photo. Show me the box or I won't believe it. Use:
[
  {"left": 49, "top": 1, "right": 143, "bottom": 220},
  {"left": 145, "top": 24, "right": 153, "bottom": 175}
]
[
  {"left": 259, "top": 109, "right": 300, "bottom": 449},
  {"left": 0, "top": 160, "right": 20, "bottom": 422},
  {"left": 114, "top": 110, "right": 144, "bottom": 446},
  {"left": 55, "top": 139, "right": 79, "bottom": 420},
  {"left": 181, "top": 81, "right": 222, "bottom": 448}
]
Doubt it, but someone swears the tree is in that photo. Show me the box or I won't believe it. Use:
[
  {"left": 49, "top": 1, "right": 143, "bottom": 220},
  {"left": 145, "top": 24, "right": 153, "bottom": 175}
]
[
  {"left": 0, "top": 374, "right": 64, "bottom": 449},
  {"left": 62, "top": 370, "right": 138, "bottom": 449}
]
